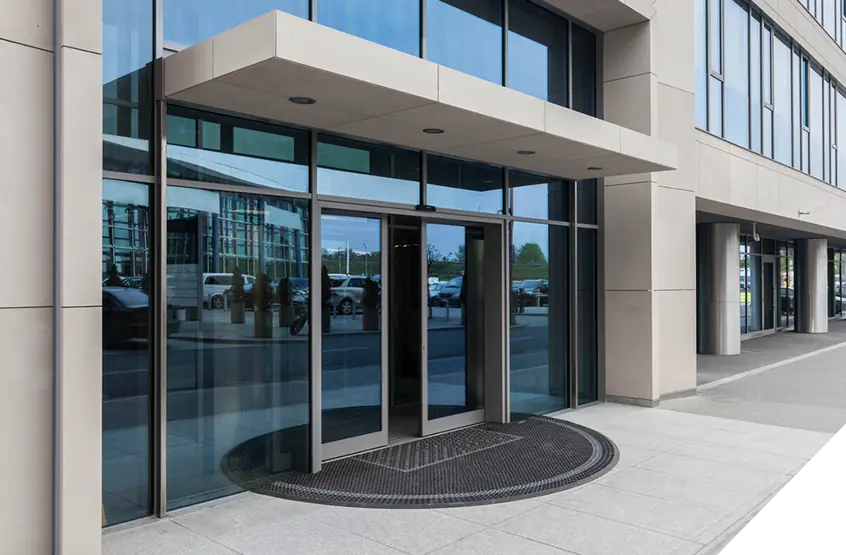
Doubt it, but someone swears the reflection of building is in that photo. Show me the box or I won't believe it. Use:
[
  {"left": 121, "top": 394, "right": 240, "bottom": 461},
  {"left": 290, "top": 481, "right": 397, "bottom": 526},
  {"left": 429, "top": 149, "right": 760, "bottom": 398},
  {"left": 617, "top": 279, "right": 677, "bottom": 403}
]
[{"left": 7, "top": 0, "right": 846, "bottom": 551}]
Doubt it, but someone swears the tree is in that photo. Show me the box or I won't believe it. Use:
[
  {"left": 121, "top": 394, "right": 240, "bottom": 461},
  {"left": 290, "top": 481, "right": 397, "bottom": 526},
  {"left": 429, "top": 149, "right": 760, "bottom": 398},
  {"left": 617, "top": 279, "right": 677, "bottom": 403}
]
[{"left": 515, "top": 243, "right": 547, "bottom": 265}]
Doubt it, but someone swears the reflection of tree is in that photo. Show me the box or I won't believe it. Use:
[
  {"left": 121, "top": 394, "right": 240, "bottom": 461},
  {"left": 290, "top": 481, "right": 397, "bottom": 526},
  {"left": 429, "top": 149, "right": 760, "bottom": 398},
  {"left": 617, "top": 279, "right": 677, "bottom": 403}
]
[{"left": 515, "top": 242, "right": 547, "bottom": 265}]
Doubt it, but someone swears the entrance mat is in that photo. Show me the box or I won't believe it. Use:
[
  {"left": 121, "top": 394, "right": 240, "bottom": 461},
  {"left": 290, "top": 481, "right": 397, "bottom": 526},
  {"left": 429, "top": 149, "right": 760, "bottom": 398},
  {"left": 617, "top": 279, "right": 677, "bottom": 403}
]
[{"left": 253, "top": 415, "right": 617, "bottom": 508}]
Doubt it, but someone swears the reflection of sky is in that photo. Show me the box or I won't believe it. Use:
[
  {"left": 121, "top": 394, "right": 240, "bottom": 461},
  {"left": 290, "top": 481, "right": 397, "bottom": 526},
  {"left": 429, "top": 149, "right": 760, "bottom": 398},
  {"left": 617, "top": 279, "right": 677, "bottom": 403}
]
[
  {"left": 163, "top": 0, "right": 308, "bottom": 47},
  {"left": 507, "top": 33, "right": 549, "bottom": 101},
  {"left": 512, "top": 222, "right": 551, "bottom": 258},
  {"left": 318, "top": 0, "right": 420, "bottom": 56},
  {"left": 427, "top": 185, "right": 502, "bottom": 214},
  {"left": 169, "top": 145, "right": 309, "bottom": 192},
  {"left": 321, "top": 215, "right": 382, "bottom": 256},
  {"left": 318, "top": 168, "right": 418, "bottom": 204},
  {"left": 426, "top": 0, "right": 502, "bottom": 84},
  {"left": 103, "top": 0, "right": 153, "bottom": 84}
]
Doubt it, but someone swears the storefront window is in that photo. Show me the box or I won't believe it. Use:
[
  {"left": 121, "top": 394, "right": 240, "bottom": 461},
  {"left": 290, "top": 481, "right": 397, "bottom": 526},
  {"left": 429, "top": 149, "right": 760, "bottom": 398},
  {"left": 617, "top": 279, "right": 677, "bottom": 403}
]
[
  {"left": 101, "top": 179, "right": 152, "bottom": 525},
  {"left": 164, "top": 0, "right": 308, "bottom": 48},
  {"left": 427, "top": 155, "right": 503, "bottom": 214},
  {"left": 509, "top": 222, "right": 569, "bottom": 414},
  {"left": 165, "top": 188, "right": 310, "bottom": 509},
  {"left": 317, "top": 135, "right": 420, "bottom": 204},
  {"left": 508, "top": 170, "right": 568, "bottom": 222},
  {"left": 167, "top": 108, "right": 309, "bottom": 193}
]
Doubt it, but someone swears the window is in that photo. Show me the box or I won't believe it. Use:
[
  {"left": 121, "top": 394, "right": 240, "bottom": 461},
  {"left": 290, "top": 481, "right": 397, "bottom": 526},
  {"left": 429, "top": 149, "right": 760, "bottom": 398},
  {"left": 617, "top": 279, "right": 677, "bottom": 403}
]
[
  {"left": 317, "top": 135, "right": 420, "bottom": 204},
  {"left": 164, "top": 0, "right": 309, "bottom": 48},
  {"left": 508, "top": 170, "right": 569, "bottom": 222},
  {"left": 507, "top": 0, "right": 568, "bottom": 108},
  {"left": 750, "top": 13, "right": 762, "bottom": 153},
  {"left": 763, "top": 25, "right": 773, "bottom": 158},
  {"left": 426, "top": 0, "right": 503, "bottom": 84},
  {"left": 838, "top": 89, "right": 846, "bottom": 188},
  {"left": 571, "top": 24, "right": 597, "bottom": 117},
  {"left": 724, "top": 0, "right": 749, "bottom": 147},
  {"left": 695, "top": 0, "right": 708, "bottom": 129},
  {"left": 707, "top": 0, "right": 723, "bottom": 134},
  {"left": 810, "top": 65, "right": 824, "bottom": 179},
  {"left": 792, "top": 49, "right": 802, "bottom": 168},
  {"left": 318, "top": 0, "right": 420, "bottom": 56},
  {"left": 427, "top": 155, "right": 503, "bottom": 214},
  {"left": 773, "top": 35, "right": 792, "bottom": 164}
]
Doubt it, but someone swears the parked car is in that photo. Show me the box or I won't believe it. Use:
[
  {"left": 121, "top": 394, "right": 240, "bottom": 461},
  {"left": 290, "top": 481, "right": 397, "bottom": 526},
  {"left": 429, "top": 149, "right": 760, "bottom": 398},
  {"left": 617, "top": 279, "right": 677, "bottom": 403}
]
[
  {"left": 102, "top": 287, "right": 180, "bottom": 347},
  {"left": 433, "top": 276, "right": 463, "bottom": 308},
  {"left": 203, "top": 272, "right": 255, "bottom": 309}
]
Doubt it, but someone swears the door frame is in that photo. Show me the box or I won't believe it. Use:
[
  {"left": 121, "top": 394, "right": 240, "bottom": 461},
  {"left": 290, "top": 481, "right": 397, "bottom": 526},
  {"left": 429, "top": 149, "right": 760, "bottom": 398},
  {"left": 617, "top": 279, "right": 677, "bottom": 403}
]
[{"left": 318, "top": 207, "right": 390, "bottom": 461}]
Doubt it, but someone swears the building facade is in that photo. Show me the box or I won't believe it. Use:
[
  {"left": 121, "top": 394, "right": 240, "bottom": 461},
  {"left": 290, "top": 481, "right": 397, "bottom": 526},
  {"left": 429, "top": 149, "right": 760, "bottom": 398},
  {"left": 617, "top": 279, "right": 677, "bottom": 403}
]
[{"left": 3, "top": 0, "right": 845, "bottom": 553}]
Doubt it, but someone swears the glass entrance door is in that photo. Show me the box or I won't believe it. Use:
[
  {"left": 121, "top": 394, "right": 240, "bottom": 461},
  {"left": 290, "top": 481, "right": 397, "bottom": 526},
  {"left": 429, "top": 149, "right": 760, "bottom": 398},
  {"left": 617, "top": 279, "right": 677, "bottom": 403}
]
[
  {"left": 320, "top": 213, "right": 388, "bottom": 459},
  {"left": 421, "top": 223, "right": 486, "bottom": 435}
]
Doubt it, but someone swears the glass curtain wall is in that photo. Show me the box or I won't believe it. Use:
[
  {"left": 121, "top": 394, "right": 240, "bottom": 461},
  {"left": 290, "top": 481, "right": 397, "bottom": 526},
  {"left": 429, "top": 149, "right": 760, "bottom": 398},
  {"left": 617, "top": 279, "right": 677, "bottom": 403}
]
[
  {"left": 161, "top": 0, "right": 597, "bottom": 116},
  {"left": 830, "top": 248, "right": 845, "bottom": 318},
  {"left": 695, "top": 0, "right": 846, "bottom": 190}
]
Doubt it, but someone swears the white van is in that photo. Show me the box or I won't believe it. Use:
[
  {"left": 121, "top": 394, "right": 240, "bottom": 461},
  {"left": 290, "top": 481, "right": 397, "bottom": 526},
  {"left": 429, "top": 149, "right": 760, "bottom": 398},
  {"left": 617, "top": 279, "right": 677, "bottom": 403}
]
[{"left": 203, "top": 273, "right": 255, "bottom": 309}]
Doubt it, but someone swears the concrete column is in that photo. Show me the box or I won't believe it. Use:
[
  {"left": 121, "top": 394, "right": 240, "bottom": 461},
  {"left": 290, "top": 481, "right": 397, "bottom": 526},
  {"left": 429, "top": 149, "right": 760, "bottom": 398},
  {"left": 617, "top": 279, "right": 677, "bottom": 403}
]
[
  {"left": 797, "top": 238, "right": 829, "bottom": 334},
  {"left": 703, "top": 224, "right": 741, "bottom": 355},
  {"left": 603, "top": 0, "right": 698, "bottom": 405}
]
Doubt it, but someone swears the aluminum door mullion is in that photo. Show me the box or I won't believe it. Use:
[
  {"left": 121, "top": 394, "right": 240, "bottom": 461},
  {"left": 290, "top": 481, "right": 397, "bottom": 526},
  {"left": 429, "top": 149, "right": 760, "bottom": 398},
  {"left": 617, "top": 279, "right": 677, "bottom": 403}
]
[{"left": 419, "top": 222, "right": 430, "bottom": 436}]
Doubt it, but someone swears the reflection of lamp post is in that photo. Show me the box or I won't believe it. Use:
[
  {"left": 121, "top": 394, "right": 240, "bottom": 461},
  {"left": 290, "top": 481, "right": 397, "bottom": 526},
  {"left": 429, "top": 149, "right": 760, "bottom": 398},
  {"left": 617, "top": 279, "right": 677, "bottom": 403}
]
[{"left": 362, "top": 242, "right": 369, "bottom": 276}]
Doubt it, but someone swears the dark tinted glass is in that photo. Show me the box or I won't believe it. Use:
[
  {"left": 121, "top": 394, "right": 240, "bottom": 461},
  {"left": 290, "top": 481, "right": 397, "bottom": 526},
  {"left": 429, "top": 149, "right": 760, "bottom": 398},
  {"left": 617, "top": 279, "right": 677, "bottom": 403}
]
[
  {"left": 508, "top": 170, "right": 568, "bottom": 221},
  {"left": 317, "top": 135, "right": 420, "bottom": 204},
  {"left": 507, "top": 0, "right": 568, "bottom": 107},
  {"left": 318, "top": 0, "right": 420, "bottom": 55},
  {"left": 164, "top": 0, "right": 308, "bottom": 47},
  {"left": 577, "top": 228, "right": 598, "bottom": 404},
  {"left": 571, "top": 24, "right": 596, "bottom": 116},
  {"left": 103, "top": 0, "right": 153, "bottom": 174},
  {"left": 510, "top": 222, "right": 569, "bottom": 414},
  {"left": 426, "top": 0, "right": 503, "bottom": 84},
  {"left": 427, "top": 155, "right": 503, "bottom": 213},
  {"left": 165, "top": 188, "right": 311, "bottom": 509},
  {"left": 577, "top": 180, "right": 598, "bottom": 225},
  {"left": 101, "top": 179, "right": 152, "bottom": 525},
  {"left": 167, "top": 108, "right": 309, "bottom": 192}
]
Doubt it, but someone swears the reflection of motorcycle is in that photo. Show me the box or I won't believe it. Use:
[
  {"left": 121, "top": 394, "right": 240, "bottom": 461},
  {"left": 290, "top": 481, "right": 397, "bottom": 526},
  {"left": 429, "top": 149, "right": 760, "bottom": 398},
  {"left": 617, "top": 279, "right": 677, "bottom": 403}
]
[{"left": 290, "top": 304, "right": 308, "bottom": 336}]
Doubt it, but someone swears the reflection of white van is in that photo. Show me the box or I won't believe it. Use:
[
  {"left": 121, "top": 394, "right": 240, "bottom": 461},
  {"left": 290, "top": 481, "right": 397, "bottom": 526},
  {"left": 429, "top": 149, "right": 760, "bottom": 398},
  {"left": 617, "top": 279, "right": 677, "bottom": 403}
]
[{"left": 203, "top": 273, "right": 255, "bottom": 309}]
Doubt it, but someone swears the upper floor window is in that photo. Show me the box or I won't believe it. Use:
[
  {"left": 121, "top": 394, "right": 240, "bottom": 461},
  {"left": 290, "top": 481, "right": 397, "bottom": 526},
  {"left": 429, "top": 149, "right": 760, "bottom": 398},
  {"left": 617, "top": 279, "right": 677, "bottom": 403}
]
[{"left": 426, "top": 0, "right": 503, "bottom": 84}]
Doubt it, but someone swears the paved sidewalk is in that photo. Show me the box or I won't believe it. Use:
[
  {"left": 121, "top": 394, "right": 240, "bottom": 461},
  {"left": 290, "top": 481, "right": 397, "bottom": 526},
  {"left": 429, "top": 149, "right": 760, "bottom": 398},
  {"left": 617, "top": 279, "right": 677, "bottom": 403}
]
[{"left": 103, "top": 403, "right": 831, "bottom": 555}]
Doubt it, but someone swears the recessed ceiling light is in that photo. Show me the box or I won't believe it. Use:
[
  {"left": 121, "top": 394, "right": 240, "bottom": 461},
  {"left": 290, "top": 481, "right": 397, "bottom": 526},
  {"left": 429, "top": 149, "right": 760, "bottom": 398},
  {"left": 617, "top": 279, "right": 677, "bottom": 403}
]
[
  {"left": 423, "top": 128, "right": 445, "bottom": 135},
  {"left": 517, "top": 150, "right": 536, "bottom": 155},
  {"left": 587, "top": 166, "right": 603, "bottom": 171},
  {"left": 289, "top": 96, "right": 316, "bottom": 105}
]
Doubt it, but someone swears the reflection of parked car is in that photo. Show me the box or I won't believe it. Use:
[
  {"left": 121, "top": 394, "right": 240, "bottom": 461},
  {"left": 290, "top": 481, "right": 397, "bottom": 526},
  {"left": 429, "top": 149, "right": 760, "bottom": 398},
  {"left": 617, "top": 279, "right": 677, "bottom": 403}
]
[
  {"left": 433, "top": 277, "right": 463, "bottom": 308},
  {"left": 102, "top": 287, "right": 180, "bottom": 346},
  {"left": 780, "top": 287, "right": 794, "bottom": 314},
  {"left": 204, "top": 272, "right": 255, "bottom": 309},
  {"left": 330, "top": 276, "right": 371, "bottom": 315},
  {"left": 518, "top": 279, "right": 549, "bottom": 306}
]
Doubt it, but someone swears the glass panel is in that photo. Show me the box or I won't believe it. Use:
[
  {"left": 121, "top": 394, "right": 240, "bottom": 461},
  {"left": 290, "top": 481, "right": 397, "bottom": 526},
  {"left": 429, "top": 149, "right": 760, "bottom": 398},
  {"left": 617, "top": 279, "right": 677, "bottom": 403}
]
[
  {"left": 810, "top": 66, "right": 824, "bottom": 179},
  {"left": 763, "top": 108, "right": 773, "bottom": 158},
  {"left": 427, "top": 155, "right": 503, "bottom": 214},
  {"left": 317, "top": 135, "right": 420, "bottom": 204},
  {"left": 167, "top": 108, "right": 309, "bottom": 192},
  {"left": 748, "top": 254, "right": 763, "bottom": 332},
  {"left": 724, "top": 0, "right": 749, "bottom": 147},
  {"left": 763, "top": 26, "right": 772, "bottom": 106},
  {"left": 427, "top": 224, "right": 484, "bottom": 419},
  {"left": 509, "top": 222, "right": 568, "bottom": 414},
  {"left": 577, "top": 228, "right": 598, "bottom": 405},
  {"left": 709, "top": 77, "right": 723, "bottom": 136},
  {"left": 102, "top": 180, "right": 151, "bottom": 526},
  {"left": 751, "top": 14, "right": 762, "bottom": 153},
  {"left": 168, "top": 114, "right": 197, "bottom": 148},
  {"left": 318, "top": 0, "right": 420, "bottom": 56},
  {"left": 787, "top": 245, "right": 795, "bottom": 327},
  {"left": 426, "top": 0, "right": 503, "bottom": 84},
  {"left": 740, "top": 242, "right": 748, "bottom": 334},
  {"left": 709, "top": 0, "right": 722, "bottom": 74},
  {"left": 103, "top": 0, "right": 153, "bottom": 174},
  {"left": 507, "top": 0, "right": 568, "bottom": 108},
  {"left": 165, "top": 189, "right": 311, "bottom": 509},
  {"left": 508, "top": 170, "right": 568, "bottom": 222},
  {"left": 695, "top": 0, "right": 708, "bottom": 129},
  {"left": 164, "top": 0, "right": 309, "bottom": 48},
  {"left": 793, "top": 49, "right": 801, "bottom": 167},
  {"left": 577, "top": 180, "right": 598, "bottom": 225},
  {"left": 571, "top": 24, "right": 597, "bottom": 117},
  {"left": 825, "top": 0, "right": 837, "bottom": 35},
  {"left": 838, "top": 89, "right": 846, "bottom": 188},
  {"left": 321, "top": 215, "right": 383, "bottom": 443},
  {"left": 773, "top": 36, "right": 792, "bottom": 164}
]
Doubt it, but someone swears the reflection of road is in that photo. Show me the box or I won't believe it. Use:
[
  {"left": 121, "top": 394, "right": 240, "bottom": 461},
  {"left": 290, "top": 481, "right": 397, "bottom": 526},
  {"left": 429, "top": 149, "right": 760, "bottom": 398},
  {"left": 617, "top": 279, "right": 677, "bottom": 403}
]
[{"left": 103, "top": 314, "right": 555, "bottom": 432}]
